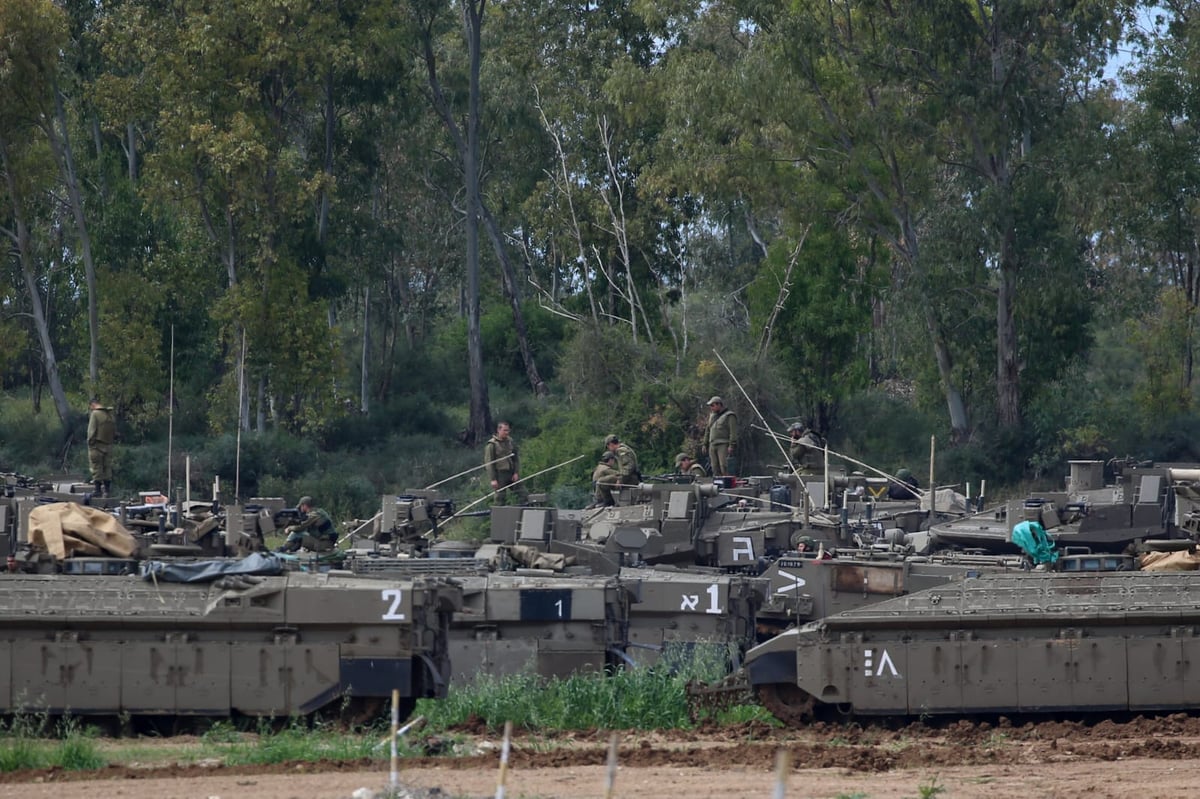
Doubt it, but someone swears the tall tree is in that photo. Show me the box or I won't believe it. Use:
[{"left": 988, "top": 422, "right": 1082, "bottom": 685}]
[{"left": 0, "top": 0, "right": 73, "bottom": 424}]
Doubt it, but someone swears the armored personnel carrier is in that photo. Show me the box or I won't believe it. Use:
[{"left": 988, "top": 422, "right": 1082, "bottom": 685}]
[
  {"left": 745, "top": 570, "right": 1200, "bottom": 724},
  {"left": 0, "top": 569, "right": 461, "bottom": 718}
]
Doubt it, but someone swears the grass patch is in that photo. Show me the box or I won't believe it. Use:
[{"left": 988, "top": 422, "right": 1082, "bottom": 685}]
[
  {"left": 415, "top": 642, "right": 749, "bottom": 735},
  {"left": 0, "top": 715, "right": 107, "bottom": 772},
  {"left": 200, "top": 719, "right": 391, "bottom": 766}
]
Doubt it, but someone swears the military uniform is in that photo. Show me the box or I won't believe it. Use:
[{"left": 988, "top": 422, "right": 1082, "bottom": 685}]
[
  {"left": 485, "top": 426, "right": 527, "bottom": 505},
  {"left": 674, "top": 453, "right": 707, "bottom": 480},
  {"left": 613, "top": 443, "right": 639, "bottom": 484},
  {"left": 788, "top": 427, "right": 825, "bottom": 474},
  {"left": 888, "top": 469, "right": 920, "bottom": 500},
  {"left": 283, "top": 498, "right": 336, "bottom": 552},
  {"left": 702, "top": 397, "right": 738, "bottom": 476},
  {"left": 87, "top": 400, "right": 116, "bottom": 496},
  {"left": 591, "top": 455, "right": 621, "bottom": 507}
]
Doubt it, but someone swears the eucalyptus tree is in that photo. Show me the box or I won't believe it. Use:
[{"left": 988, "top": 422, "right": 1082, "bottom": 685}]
[
  {"left": 102, "top": 0, "right": 358, "bottom": 434},
  {"left": 0, "top": 0, "right": 74, "bottom": 423},
  {"left": 724, "top": 0, "right": 1128, "bottom": 439},
  {"left": 1114, "top": 2, "right": 1200, "bottom": 399}
]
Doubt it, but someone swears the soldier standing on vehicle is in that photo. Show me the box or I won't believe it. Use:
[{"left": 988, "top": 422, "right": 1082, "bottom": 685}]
[
  {"left": 485, "top": 421, "right": 527, "bottom": 505},
  {"left": 87, "top": 396, "right": 116, "bottom": 498},
  {"left": 675, "top": 453, "right": 707, "bottom": 480},
  {"left": 702, "top": 396, "right": 738, "bottom": 476},
  {"left": 590, "top": 451, "right": 621, "bottom": 507},
  {"left": 281, "top": 496, "right": 337, "bottom": 552},
  {"left": 604, "top": 434, "right": 641, "bottom": 485}
]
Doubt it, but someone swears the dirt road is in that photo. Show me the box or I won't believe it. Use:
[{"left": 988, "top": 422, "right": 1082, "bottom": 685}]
[{"left": 3, "top": 716, "right": 1200, "bottom": 798}]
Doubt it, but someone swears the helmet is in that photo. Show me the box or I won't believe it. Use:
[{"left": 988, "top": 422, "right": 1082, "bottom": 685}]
[
  {"left": 601, "top": 452, "right": 617, "bottom": 463},
  {"left": 788, "top": 422, "right": 803, "bottom": 433},
  {"left": 298, "top": 496, "right": 313, "bottom": 508},
  {"left": 674, "top": 453, "right": 689, "bottom": 466},
  {"left": 896, "top": 468, "right": 913, "bottom": 481},
  {"left": 604, "top": 434, "right": 619, "bottom": 445},
  {"left": 706, "top": 396, "right": 724, "bottom": 406}
]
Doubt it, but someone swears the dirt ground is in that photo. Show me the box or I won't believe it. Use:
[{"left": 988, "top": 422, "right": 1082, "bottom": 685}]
[{"left": 4, "top": 715, "right": 1200, "bottom": 799}]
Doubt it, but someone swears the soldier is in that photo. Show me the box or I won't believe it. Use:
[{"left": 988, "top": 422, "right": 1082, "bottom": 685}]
[
  {"left": 87, "top": 397, "right": 116, "bottom": 498},
  {"left": 485, "top": 421, "right": 528, "bottom": 505},
  {"left": 281, "top": 496, "right": 337, "bottom": 552},
  {"left": 788, "top": 423, "right": 825, "bottom": 474},
  {"left": 604, "top": 434, "right": 641, "bottom": 485},
  {"left": 702, "top": 396, "right": 738, "bottom": 476},
  {"left": 888, "top": 468, "right": 921, "bottom": 500},
  {"left": 590, "top": 451, "right": 621, "bottom": 507},
  {"left": 675, "top": 453, "right": 707, "bottom": 480}
]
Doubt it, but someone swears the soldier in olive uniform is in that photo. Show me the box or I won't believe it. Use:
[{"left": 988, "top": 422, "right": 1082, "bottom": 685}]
[
  {"left": 281, "top": 496, "right": 337, "bottom": 552},
  {"left": 87, "top": 397, "right": 116, "bottom": 497},
  {"left": 604, "top": 434, "right": 641, "bottom": 485},
  {"left": 788, "top": 423, "right": 825, "bottom": 474},
  {"left": 675, "top": 453, "right": 707, "bottom": 480},
  {"left": 590, "top": 451, "right": 621, "bottom": 507},
  {"left": 702, "top": 396, "right": 738, "bottom": 476},
  {"left": 485, "top": 421, "right": 528, "bottom": 505}
]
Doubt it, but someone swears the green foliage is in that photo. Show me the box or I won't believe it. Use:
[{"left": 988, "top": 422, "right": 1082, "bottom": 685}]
[
  {"left": 0, "top": 396, "right": 68, "bottom": 474},
  {"left": 414, "top": 642, "right": 739, "bottom": 734},
  {"left": 746, "top": 226, "right": 875, "bottom": 427},
  {"left": 835, "top": 391, "right": 939, "bottom": 477},
  {"left": 0, "top": 715, "right": 105, "bottom": 773},
  {"left": 212, "top": 720, "right": 377, "bottom": 766}
]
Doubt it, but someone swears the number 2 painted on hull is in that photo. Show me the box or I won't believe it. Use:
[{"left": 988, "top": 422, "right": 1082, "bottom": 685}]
[{"left": 380, "top": 588, "right": 406, "bottom": 620}]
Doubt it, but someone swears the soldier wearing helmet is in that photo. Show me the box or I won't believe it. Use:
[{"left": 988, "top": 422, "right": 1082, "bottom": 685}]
[
  {"left": 788, "top": 422, "right": 825, "bottom": 474},
  {"left": 888, "top": 468, "right": 921, "bottom": 500}
]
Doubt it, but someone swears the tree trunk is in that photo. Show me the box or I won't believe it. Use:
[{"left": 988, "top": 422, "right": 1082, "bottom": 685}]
[
  {"left": 479, "top": 202, "right": 548, "bottom": 397},
  {"left": 49, "top": 87, "right": 101, "bottom": 388},
  {"left": 996, "top": 227, "right": 1021, "bottom": 428},
  {"left": 1, "top": 137, "right": 72, "bottom": 425},
  {"left": 361, "top": 286, "right": 370, "bottom": 414},
  {"left": 462, "top": 0, "right": 491, "bottom": 444}
]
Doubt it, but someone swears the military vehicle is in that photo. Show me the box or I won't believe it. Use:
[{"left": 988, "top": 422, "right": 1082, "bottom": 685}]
[
  {"left": 0, "top": 569, "right": 461, "bottom": 718},
  {"left": 745, "top": 570, "right": 1200, "bottom": 724},
  {"left": 927, "top": 459, "right": 1200, "bottom": 555}
]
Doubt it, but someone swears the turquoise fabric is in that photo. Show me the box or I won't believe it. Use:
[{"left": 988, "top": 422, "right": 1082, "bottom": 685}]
[{"left": 1011, "top": 520, "right": 1058, "bottom": 564}]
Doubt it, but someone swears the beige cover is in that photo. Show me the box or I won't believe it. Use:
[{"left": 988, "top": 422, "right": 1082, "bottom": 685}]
[
  {"left": 1139, "top": 549, "right": 1200, "bottom": 572},
  {"left": 28, "top": 502, "right": 138, "bottom": 561}
]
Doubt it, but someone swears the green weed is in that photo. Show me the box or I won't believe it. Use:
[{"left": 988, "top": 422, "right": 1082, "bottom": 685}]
[{"left": 913, "top": 776, "right": 945, "bottom": 798}]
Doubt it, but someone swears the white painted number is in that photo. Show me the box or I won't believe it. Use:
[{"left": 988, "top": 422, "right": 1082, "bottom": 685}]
[
  {"left": 706, "top": 583, "right": 722, "bottom": 615},
  {"left": 555, "top": 599, "right": 564, "bottom": 618},
  {"left": 380, "top": 588, "right": 406, "bottom": 621},
  {"left": 680, "top": 584, "right": 725, "bottom": 615}
]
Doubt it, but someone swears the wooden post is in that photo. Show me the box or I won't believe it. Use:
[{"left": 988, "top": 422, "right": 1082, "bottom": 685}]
[
  {"left": 604, "top": 733, "right": 619, "bottom": 799},
  {"left": 389, "top": 688, "right": 399, "bottom": 789},
  {"left": 772, "top": 747, "right": 791, "bottom": 799},
  {"left": 495, "top": 720, "right": 513, "bottom": 799}
]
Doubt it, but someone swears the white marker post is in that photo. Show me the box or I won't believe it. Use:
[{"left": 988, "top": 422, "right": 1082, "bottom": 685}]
[{"left": 495, "top": 720, "right": 513, "bottom": 799}]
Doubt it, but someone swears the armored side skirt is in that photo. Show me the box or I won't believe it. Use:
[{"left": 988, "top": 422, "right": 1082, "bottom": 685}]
[
  {"left": 0, "top": 573, "right": 460, "bottom": 717},
  {"left": 748, "top": 572, "right": 1200, "bottom": 718}
]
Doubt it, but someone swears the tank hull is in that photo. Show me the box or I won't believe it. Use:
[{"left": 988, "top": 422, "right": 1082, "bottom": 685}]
[
  {"left": 0, "top": 572, "right": 459, "bottom": 717},
  {"left": 747, "top": 571, "right": 1200, "bottom": 720}
]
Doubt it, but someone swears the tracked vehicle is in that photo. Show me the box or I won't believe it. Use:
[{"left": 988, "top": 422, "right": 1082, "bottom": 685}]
[
  {"left": 747, "top": 570, "right": 1200, "bottom": 724},
  {"left": 0, "top": 569, "right": 461, "bottom": 718}
]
